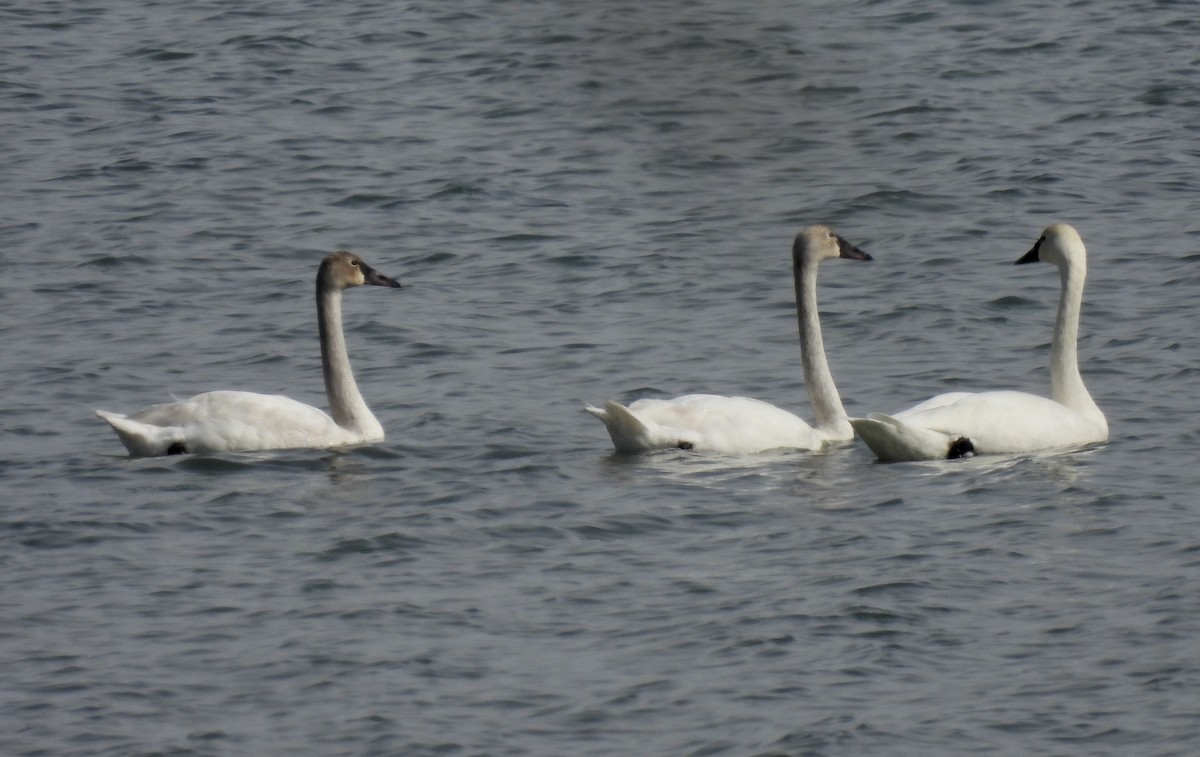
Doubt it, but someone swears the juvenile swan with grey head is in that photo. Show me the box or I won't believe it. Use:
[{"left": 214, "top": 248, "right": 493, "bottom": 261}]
[
  {"left": 97, "top": 251, "right": 402, "bottom": 456},
  {"left": 850, "top": 224, "right": 1107, "bottom": 462},
  {"left": 586, "top": 225, "right": 872, "bottom": 454}
]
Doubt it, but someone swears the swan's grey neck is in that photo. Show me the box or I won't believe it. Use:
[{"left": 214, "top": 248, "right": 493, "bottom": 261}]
[
  {"left": 317, "top": 285, "right": 381, "bottom": 436},
  {"left": 1049, "top": 257, "right": 1102, "bottom": 424},
  {"left": 795, "top": 255, "right": 852, "bottom": 439}
]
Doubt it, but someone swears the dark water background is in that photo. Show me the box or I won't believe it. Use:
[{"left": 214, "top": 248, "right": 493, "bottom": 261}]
[{"left": 2, "top": 1, "right": 1199, "bottom": 755}]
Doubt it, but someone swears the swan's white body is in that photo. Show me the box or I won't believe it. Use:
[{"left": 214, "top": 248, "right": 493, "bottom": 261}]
[
  {"left": 586, "top": 395, "right": 833, "bottom": 454},
  {"left": 97, "top": 251, "right": 401, "bottom": 457},
  {"left": 851, "top": 224, "right": 1107, "bottom": 462},
  {"left": 587, "top": 225, "right": 872, "bottom": 454}
]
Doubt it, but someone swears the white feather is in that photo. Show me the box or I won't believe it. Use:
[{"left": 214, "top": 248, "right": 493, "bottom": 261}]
[
  {"left": 851, "top": 224, "right": 1108, "bottom": 462},
  {"left": 97, "top": 251, "right": 401, "bottom": 457},
  {"left": 587, "top": 225, "right": 872, "bottom": 454}
]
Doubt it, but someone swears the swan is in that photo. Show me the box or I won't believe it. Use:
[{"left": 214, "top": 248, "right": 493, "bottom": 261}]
[
  {"left": 96, "top": 251, "right": 402, "bottom": 456},
  {"left": 586, "top": 225, "right": 872, "bottom": 454},
  {"left": 850, "top": 223, "right": 1108, "bottom": 462}
]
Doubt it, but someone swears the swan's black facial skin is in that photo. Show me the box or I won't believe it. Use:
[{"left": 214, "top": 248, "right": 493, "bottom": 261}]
[{"left": 1016, "top": 236, "right": 1044, "bottom": 265}]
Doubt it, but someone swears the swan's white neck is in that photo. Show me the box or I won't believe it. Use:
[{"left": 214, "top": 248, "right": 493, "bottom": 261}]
[
  {"left": 317, "top": 286, "right": 382, "bottom": 438},
  {"left": 1049, "top": 256, "right": 1104, "bottom": 426},
  {"left": 795, "top": 255, "right": 852, "bottom": 439}
]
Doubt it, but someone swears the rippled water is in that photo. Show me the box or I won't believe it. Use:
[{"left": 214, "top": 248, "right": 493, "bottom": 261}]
[{"left": 3, "top": 1, "right": 1199, "bottom": 755}]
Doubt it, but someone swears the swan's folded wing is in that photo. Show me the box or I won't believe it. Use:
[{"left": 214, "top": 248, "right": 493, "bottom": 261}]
[
  {"left": 102, "top": 391, "right": 355, "bottom": 455},
  {"left": 892, "top": 392, "right": 975, "bottom": 419},
  {"left": 892, "top": 391, "right": 1106, "bottom": 454},
  {"left": 626, "top": 395, "right": 823, "bottom": 453}
]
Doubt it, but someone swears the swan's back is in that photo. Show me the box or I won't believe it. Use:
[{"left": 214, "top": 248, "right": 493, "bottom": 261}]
[
  {"left": 97, "top": 390, "right": 364, "bottom": 456},
  {"left": 893, "top": 390, "right": 1106, "bottom": 454},
  {"left": 588, "top": 394, "right": 827, "bottom": 454}
]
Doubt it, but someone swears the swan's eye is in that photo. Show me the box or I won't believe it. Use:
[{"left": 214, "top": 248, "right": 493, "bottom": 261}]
[{"left": 350, "top": 260, "right": 360, "bottom": 267}]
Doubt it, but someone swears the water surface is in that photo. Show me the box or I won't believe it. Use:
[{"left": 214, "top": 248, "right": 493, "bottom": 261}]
[{"left": 2, "top": 1, "right": 1199, "bottom": 755}]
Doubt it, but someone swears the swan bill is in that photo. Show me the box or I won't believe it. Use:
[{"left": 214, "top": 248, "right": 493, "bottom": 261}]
[
  {"left": 361, "top": 262, "right": 402, "bottom": 288},
  {"left": 1016, "top": 236, "right": 1043, "bottom": 265},
  {"left": 836, "top": 235, "right": 872, "bottom": 262}
]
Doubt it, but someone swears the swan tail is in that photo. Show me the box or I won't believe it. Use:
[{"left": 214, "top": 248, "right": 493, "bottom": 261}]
[
  {"left": 585, "top": 401, "right": 694, "bottom": 453},
  {"left": 585, "top": 401, "right": 654, "bottom": 452},
  {"left": 96, "top": 410, "right": 185, "bottom": 458},
  {"left": 850, "top": 413, "right": 957, "bottom": 462}
]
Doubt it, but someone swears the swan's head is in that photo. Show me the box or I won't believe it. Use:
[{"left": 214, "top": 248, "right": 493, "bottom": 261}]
[
  {"left": 1016, "top": 223, "right": 1085, "bottom": 269},
  {"left": 319, "top": 251, "right": 403, "bottom": 291},
  {"left": 792, "top": 225, "right": 873, "bottom": 266}
]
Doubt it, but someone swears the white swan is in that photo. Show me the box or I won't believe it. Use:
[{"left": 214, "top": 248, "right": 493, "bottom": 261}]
[
  {"left": 97, "top": 251, "right": 402, "bottom": 456},
  {"left": 586, "top": 225, "right": 872, "bottom": 454},
  {"left": 850, "top": 223, "right": 1108, "bottom": 462}
]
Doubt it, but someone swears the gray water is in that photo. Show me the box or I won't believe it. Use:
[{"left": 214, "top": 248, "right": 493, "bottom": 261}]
[{"left": 2, "top": 1, "right": 1199, "bottom": 755}]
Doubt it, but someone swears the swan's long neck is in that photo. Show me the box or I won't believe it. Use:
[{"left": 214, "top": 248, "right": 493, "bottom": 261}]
[
  {"left": 1049, "top": 257, "right": 1103, "bottom": 425},
  {"left": 317, "top": 284, "right": 382, "bottom": 437},
  {"left": 795, "top": 255, "right": 852, "bottom": 439}
]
